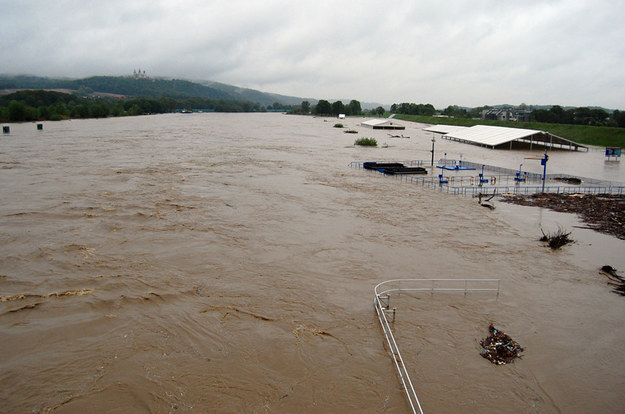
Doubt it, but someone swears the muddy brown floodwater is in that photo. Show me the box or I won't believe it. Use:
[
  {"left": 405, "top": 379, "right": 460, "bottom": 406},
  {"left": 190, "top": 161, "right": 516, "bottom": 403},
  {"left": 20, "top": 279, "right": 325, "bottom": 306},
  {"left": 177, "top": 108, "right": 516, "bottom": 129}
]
[{"left": 1, "top": 113, "right": 624, "bottom": 413}]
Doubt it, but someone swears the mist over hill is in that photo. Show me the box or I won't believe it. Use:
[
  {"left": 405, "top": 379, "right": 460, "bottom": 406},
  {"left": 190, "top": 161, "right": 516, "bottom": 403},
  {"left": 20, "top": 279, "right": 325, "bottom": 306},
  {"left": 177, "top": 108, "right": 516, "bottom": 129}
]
[
  {"left": 0, "top": 74, "right": 320, "bottom": 108},
  {"left": 0, "top": 74, "right": 392, "bottom": 110}
]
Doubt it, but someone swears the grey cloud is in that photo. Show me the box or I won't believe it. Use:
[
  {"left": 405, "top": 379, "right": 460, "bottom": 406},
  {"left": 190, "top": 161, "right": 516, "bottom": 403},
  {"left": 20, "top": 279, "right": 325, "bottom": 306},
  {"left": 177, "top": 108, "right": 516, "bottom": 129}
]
[{"left": 1, "top": 0, "right": 623, "bottom": 108}]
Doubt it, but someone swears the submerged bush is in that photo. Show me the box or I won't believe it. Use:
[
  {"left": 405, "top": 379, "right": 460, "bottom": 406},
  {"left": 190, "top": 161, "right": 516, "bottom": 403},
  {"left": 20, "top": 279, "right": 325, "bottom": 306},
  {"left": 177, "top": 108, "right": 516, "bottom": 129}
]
[
  {"left": 344, "top": 129, "right": 358, "bottom": 134},
  {"left": 354, "top": 137, "right": 377, "bottom": 146},
  {"left": 333, "top": 123, "right": 344, "bottom": 128}
]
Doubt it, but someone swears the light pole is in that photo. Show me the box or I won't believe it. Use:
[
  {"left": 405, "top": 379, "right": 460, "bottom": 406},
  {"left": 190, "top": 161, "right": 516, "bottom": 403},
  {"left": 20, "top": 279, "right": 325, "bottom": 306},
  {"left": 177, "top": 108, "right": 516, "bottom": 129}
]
[{"left": 430, "top": 136, "right": 436, "bottom": 167}]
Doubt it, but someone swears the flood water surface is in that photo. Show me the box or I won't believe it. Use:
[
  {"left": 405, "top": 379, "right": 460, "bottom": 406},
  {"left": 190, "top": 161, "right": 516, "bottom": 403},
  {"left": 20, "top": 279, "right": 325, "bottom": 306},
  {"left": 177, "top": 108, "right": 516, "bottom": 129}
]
[{"left": 1, "top": 114, "right": 624, "bottom": 413}]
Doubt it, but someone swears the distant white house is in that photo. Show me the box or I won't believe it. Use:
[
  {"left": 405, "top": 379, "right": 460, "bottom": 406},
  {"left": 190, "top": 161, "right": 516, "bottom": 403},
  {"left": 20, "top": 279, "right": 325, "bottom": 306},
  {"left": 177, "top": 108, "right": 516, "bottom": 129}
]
[
  {"left": 482, "top": 108, "right": 530, "bottom": 122},
  {"left": 338, "top": 114, "right": 346, "bottom": 119},
  {"left": 361, "top": 119, "right": 405, "bottom": 130}
]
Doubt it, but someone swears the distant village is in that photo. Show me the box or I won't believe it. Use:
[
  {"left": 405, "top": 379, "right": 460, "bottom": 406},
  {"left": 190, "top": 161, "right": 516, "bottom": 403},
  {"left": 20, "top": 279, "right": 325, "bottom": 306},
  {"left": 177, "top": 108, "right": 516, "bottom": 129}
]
[{"left": 481, "top": 108, "right": 530, "bottom": 122}]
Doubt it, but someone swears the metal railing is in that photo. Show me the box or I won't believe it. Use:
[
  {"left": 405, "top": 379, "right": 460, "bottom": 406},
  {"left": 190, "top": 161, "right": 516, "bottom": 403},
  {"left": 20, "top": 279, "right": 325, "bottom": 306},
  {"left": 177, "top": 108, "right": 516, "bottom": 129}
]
[
  {"left": 449, "top": 184, "right": 625, "bottom": 197},
  {"left": 373, "top": 279, "right": 501, "bottom": 414},
  {"left": 350, "top": 159, "right": 625, "bottom": 196}
]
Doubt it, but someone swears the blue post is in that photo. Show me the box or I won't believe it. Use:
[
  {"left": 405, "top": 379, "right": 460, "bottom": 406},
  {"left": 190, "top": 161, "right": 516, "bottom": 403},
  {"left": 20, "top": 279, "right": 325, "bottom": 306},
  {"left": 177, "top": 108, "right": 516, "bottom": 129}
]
[
  {"left": 514, "top": 163, "right": 525, "bottom": 182},
  {"left": 541, "top": 153, "right": 549, "bottom": 192}
]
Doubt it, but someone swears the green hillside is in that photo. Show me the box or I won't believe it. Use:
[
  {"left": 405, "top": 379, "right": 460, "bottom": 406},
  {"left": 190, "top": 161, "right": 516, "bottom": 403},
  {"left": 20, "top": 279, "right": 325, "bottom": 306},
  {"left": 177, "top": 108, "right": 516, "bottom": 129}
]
[{"left": 0, "top": 74, "right": 315, "bottom": 106}]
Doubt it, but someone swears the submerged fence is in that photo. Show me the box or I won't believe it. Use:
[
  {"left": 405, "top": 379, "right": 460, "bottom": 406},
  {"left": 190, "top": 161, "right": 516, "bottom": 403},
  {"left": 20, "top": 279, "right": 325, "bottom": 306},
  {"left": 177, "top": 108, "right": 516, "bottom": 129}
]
[
  {"left": 350, "top": 160, "right": 625, "bottom": 197},
  {"left": 373, "top": 279, "right": 501, "bottom": 414}
]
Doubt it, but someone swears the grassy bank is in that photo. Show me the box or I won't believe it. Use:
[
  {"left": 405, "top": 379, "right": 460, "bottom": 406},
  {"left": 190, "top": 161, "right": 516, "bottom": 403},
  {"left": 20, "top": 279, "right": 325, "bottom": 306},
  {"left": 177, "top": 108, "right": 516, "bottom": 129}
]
[{"left": 393, "top": 114, "right": 625, "bottom": 148}]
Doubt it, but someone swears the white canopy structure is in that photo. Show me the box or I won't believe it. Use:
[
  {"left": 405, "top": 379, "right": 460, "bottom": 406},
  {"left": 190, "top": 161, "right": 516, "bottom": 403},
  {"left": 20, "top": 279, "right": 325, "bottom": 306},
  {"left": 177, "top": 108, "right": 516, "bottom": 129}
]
[
  {"left": 362, "top": 119, "right": 406, "bottom": 130},
  {"left": 423, "top": 124, "right": 587, "bottom": 151}
]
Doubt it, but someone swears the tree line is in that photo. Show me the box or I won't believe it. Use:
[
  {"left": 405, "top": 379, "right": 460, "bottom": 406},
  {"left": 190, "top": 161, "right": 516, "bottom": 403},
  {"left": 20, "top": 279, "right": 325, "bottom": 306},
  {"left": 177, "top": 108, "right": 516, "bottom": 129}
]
[
  {"left": 440, "top": 103, "right": 625, "bottom": 128},
  {"left": 531, "top": 105, "right": 625, "bottom": 127},
  {"left": 0, "top": 90, "right": 276, "bottom": 122},
  {"left": 4, "top": 90, "right": 624, "bottom": 129},
  {"left": 287, "top": 99, "right": 385, "bottom": 116},
  {"left": 390, "top": 102, "right": 437, "bottom": 116}
]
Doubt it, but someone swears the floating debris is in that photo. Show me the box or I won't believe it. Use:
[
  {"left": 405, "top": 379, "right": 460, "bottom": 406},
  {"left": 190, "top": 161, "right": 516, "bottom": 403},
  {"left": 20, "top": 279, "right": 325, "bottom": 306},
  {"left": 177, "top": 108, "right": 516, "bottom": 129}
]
[
  {"left": 480, "top": 324, "right": 523, "bottom": 365},
  {"left": 478, "top": 193, "right": 496, "bottom": 210},
  {"left": 554, "top": 177, "right": 582, "bottom": 185},
  {"left": 540, "top": 227, "right": 573, "bottom": 249},
  {"left": 1, "top": 288, "right": 94, "bottom": 302},
  {"left": 601, "top": 265, "right": 625, "bottom": 296}
]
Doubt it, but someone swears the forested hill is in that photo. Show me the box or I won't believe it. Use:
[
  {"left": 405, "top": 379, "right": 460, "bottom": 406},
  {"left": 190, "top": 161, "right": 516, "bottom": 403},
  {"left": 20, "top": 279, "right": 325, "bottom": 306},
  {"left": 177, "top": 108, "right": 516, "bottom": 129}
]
[{"left": 0, "top": 75, "right": 310, "bottom": 106}]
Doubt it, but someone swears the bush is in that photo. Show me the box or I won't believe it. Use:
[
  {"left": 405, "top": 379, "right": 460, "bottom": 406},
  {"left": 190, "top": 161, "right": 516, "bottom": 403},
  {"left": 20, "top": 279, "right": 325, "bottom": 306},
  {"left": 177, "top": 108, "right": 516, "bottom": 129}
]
[
  {"left": 344, "top": 129, "right": 358, "bottom": 134},
  {"left": 354, "top": 137, "right": 377, "bottom": 146},
  {"left": 333, "top": 123, "right": 344, "bottom": 128}
]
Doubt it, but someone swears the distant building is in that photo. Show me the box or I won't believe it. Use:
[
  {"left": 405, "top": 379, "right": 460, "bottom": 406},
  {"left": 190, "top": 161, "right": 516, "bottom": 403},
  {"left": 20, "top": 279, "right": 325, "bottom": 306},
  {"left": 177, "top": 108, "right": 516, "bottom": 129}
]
[
  {"left": 482, "top": 108, "right": 530, "bottom": 122},
  {"left": 133, "top": 69, "right": 151, "bottom": 80}
]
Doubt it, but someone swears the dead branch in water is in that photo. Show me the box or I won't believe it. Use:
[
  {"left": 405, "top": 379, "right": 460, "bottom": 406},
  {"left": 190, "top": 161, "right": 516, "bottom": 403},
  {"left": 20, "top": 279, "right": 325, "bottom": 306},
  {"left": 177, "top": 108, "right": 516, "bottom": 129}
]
[
  {"left": 478, "top": 193, "right": 496, "bottom": 210},
  {"left": 601, "top": 265, "right": 625, "bottom": 296},
  {"left": 540, "top": 227, "right": 573, "bottom": 249}
]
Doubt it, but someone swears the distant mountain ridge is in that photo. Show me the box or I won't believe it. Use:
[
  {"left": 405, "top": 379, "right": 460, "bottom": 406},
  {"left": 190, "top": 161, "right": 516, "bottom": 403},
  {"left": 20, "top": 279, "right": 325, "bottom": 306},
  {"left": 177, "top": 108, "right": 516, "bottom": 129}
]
[
  {"left": 0, "top": 74, "right": 317, "bottom": 107},
  {"left": 199, "top": 80, "right": 318, "bottom": 107}
]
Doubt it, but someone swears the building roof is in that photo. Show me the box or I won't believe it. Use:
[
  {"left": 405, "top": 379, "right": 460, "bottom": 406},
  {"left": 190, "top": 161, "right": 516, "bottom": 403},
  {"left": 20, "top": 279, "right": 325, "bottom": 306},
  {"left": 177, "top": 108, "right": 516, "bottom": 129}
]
[
  {"left": 361, "top": 119, "right": 406, "bottom": 130},
  {"left": 423, "top": 124, "right": 587, "bottom": 151},
  {"left": 423, "top": 124, "right": 468, "bottom": 135}
]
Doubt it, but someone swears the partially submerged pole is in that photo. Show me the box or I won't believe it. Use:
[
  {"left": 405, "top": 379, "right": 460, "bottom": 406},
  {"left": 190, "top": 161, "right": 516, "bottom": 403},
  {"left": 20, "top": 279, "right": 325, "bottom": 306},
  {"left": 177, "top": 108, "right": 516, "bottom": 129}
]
[{"left": 541, "top": 152, "right": 549, "bottom": 192}]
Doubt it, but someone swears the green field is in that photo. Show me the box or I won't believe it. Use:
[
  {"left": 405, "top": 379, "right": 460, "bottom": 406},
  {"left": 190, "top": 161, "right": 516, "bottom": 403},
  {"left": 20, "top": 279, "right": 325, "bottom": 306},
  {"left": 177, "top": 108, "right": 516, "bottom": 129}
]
[{"left": 393, "top": 114, "right": 625, "bottom": 148}]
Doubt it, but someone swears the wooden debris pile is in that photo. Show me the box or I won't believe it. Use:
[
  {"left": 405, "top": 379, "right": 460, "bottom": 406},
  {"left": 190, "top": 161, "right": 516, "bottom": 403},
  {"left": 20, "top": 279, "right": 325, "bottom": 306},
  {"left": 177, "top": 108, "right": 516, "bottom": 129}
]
[
  {"left": 500, "top": 193, "right": 625, "bottom": 240},
  {"left": 480, "top": 324, "right": 524, "bottom": 365}
]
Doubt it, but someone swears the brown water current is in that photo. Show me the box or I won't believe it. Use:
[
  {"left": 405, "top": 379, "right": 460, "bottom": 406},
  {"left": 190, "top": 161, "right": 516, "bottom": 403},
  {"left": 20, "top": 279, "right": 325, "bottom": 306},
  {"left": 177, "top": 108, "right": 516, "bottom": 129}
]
[{"left": 1, "top": 113, "right": 624, "bottom": 413}]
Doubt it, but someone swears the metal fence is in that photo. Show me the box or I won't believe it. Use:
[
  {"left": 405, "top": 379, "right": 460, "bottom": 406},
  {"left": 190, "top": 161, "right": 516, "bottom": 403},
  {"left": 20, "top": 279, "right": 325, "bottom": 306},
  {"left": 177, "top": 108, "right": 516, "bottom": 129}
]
[
  {"left": 350, "top": 159, "right": 625, "bottom": 197},
  {"left": 373, "top": 279, "right": 501, "bottom": 414}
]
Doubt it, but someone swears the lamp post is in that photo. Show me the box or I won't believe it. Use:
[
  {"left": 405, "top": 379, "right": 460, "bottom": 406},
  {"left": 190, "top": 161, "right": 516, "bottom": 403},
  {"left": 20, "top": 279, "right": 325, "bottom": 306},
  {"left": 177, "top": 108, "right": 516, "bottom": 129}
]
[{"left": 430, "top": 136, "right": 436, "bottom": 167}]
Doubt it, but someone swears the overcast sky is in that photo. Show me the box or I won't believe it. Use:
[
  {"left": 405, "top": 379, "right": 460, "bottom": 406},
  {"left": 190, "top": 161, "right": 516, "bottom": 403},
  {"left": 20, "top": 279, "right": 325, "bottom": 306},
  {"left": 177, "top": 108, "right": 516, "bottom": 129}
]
[{"left": 1, "top": 0, "right": 624, "bottom": 109}]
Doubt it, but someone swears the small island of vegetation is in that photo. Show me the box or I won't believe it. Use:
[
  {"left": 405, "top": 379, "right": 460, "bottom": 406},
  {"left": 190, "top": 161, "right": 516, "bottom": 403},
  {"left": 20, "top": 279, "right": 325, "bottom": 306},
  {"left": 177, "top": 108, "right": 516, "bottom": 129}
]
[{"left": 354, "top": 137, "right": 377, "bottom": 146}]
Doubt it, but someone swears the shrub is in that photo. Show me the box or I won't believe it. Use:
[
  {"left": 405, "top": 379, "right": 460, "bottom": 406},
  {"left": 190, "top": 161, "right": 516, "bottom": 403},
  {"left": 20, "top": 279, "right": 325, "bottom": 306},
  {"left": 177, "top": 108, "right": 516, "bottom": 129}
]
[
  {"left": 333, "top": 123, "right": 344, "bottom": 128},
  {"left": 344, "top": 129, "right": 358, "bottom": 134},
  {"left": 354, "top": 137, "right": 377, "bottom": 146}
]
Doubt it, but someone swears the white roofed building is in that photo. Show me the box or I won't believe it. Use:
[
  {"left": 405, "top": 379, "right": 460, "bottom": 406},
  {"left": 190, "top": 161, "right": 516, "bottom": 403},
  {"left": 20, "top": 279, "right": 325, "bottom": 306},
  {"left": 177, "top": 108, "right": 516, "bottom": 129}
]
[
  {"left": 361, "top": 119, "right": 405, "bottom": 130},
  {"left": 423, "top": 124, "right": 587, "bottom": 151}
]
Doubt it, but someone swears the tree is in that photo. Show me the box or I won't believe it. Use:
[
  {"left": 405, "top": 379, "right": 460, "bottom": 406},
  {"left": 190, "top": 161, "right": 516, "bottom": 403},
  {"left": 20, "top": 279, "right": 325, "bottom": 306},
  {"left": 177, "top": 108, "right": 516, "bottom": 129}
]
[
  {"left": 613, "top": 110, "right": 625, "bottom": 128},
  {"left": 314, "top": 99, "right": 332, "bottom": 115},
  {"left": 73, "top": 104, "right": 90, "bottom": 118},
  {"left": 8, "top": 101, "right": 27, "bottom": 121},
  {"left": 91, "top": 103, "right": 109, "bottom": 118},
  {"left": 331, "top": 100, "right": 345, "bottom": 116},
  {"left": 347, "top": 100, "right": 362, "bottom": 116},
  {"left": 301, "top": 100, "right": 310, "bottom": 114},
  {"left": 128, "top": 104, "right": 142, "bottom": 116},
  {"left": 376, "top": 106, "right": 385, "bottom": 115}
]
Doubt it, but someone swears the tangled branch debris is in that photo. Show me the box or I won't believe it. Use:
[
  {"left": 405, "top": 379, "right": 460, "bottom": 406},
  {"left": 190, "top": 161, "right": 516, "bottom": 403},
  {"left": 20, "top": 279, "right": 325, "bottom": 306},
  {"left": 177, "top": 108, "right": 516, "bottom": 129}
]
[
  {"left": 500, "top": 193, "right": 625, "bottom": 240},
  {"left": 480, "top": 324, "right": 524, "bottom": 365},
  {"left": 540, "top": 227, "right": 573, "bottom": 249},
  {"left": 601, "top": 265, "right": 625, "bottom": 296}
]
